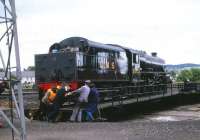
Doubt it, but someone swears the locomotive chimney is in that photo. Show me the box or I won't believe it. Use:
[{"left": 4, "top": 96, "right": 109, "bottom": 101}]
[{"left": 151, "top": 52, "right": 157, "bottom": 57}]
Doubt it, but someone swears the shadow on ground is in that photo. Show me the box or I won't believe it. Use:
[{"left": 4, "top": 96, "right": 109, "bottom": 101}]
[{"left": 102, "top": 93, "right": 200, "bottom": 122}]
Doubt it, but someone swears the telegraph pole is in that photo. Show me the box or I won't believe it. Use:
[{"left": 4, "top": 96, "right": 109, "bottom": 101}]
[{"left": 0, "top": 0, "right": 26, "bottom": 140}]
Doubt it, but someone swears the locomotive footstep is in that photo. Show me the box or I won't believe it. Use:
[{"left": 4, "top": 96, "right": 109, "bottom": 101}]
[{"left": 93, "top": 117, "right": 107, "bottom": 122}]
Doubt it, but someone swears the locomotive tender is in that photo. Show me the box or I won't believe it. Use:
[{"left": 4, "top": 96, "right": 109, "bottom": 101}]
[{"left": 35, "top": 37, "right": 166, "bottom": 96}]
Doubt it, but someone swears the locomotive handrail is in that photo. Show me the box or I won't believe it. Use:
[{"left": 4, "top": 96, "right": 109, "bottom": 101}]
[
  {"left": 139, "top": 72, "right": 167, "bottom": 74},
  {"left": 98, "top": 89, "right": 120, "bottom": 93}
]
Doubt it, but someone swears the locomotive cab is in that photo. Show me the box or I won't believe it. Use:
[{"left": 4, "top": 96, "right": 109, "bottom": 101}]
[{"left": 129, "top": 49, "right": 141, "bottom": 83}]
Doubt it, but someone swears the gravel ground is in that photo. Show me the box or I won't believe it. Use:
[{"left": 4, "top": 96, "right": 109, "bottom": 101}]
[
  {"left": 1, "top": 120, "right": 200, "bottom": 140},
  {"left": 1, "top": 103, "right": 200, "bottom": 140}
]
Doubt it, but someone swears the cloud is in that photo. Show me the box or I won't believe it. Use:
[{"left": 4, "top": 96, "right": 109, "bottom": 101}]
[{"left": 1, "top": 0, "right": 198, "bottom": 69}]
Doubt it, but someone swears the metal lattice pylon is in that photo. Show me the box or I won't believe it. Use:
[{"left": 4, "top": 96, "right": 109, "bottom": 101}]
[{"left": 0, "top": 0, "right": 26, "bottom": 140}]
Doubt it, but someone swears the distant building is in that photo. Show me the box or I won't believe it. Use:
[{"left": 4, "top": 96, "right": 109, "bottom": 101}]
[{"left": 0, "top": 71, "right": 35, "bottom": 84}]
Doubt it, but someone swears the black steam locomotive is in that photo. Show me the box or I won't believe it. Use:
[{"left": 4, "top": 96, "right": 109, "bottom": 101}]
[{"left": 35, "top": 37, "right": 167, "bottom": 95}]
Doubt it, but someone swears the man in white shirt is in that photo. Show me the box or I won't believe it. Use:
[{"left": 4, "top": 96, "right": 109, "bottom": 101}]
[{"left": 69, "top": 80, "right": 91, "bottom": 122}]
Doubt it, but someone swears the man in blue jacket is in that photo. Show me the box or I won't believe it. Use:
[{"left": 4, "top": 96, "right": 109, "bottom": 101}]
[{"left": 85, "top": 82, "right": 99, "bottom": 121}]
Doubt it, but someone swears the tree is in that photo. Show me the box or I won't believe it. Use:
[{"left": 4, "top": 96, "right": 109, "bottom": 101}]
[
  {"left": 170, "top": 70, "right": 177, "bottom": 81},
  {"left": 190, "top": 68, "right": 200, "bottom": 82},
  {"left": 27, "top": 66, "right": 35, "bottom": 71},
  {"left": 0, "top": 68, "right": 4, "bottom": 72},
  {"left": 177, "top": 68, "right": 200, "bottom": 82},
  {"left": 177, "top": 69, "right": 192, "bottom": 82}
]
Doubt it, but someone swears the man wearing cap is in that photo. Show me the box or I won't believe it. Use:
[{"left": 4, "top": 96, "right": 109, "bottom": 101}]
[{"left": 69, "top": 80, "right": 91, "bottom": 122}]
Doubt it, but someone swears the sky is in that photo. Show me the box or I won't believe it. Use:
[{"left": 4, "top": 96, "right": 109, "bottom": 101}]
[{"left": 1, "top": 0, "right": 200, "bottom": 69}]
